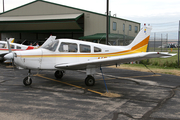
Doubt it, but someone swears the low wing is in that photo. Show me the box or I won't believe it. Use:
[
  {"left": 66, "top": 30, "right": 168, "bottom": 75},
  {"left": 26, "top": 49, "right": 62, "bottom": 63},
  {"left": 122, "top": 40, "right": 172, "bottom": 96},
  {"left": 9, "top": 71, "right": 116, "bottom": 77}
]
[{"left": 55, "top": 52, "right": 176, "bottom": 70}]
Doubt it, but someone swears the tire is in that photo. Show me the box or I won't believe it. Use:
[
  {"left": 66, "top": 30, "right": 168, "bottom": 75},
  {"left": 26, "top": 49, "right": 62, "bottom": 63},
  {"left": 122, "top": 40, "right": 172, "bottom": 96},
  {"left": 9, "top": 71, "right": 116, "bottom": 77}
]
[
  {"left": 85, "top": 75, "right": 95, "bottom": 86},
  {"left": 23, "top": 77, "right": 32, "bottom": 86},
  {"left": 54, "top": 70, "right": 63, "bottom": 79}
]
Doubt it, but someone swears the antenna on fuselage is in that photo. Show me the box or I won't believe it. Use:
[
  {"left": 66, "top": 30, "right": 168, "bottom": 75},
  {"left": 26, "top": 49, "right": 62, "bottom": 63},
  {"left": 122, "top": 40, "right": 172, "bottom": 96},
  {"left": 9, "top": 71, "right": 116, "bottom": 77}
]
[{"left": 21, "top": 40, "right": 26, "bottom": 45}]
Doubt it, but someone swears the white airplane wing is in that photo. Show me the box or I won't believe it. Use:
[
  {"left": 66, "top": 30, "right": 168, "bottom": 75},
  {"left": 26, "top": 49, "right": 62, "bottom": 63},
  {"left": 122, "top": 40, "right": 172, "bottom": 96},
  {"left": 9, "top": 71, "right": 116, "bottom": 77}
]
[{"left": 55, "top": 52, "right": 175, "bottom": 70}]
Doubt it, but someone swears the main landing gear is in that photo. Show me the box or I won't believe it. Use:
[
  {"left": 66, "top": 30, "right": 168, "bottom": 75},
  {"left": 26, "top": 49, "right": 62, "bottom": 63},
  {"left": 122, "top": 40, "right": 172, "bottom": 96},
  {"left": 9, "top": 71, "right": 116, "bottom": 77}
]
[
  {"left": 54, "top": 70, "right": 95, "bottom": 86},
  {"left": 54, "top": 70, "right": 64, "bottom": 79},
  {"left": 85, "top": 75, "right": 95, "bottom": 86},
  {"left": 23, "top": 69, "right": 32, "bottom": 86}
]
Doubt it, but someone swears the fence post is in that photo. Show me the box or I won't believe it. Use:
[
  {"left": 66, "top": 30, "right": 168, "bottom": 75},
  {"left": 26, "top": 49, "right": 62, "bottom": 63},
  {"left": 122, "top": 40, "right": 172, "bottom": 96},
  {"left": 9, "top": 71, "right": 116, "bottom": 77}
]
[
  {"left": 178, "top": 21, "right": 180, "bottom": 67},
  {"left": 161, "top": 33, "right": 162, "bottom": 52},
  {"left": 154, "top": 32, "right": 156, "bottom": 51},
  {"left": 166, "top": 33, "right": 168, "bottom": 52}
]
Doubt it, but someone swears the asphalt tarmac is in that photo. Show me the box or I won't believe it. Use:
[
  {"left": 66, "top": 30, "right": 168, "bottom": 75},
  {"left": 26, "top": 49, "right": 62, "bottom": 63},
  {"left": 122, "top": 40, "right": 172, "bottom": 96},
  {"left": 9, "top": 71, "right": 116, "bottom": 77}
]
[{"left": 0, "top": 62, "right": 180, "bottom": 120}]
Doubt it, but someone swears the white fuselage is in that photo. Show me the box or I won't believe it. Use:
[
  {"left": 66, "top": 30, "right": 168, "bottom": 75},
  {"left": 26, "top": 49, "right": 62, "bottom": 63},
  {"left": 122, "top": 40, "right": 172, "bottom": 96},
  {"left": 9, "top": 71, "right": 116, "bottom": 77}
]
[
  {"left": 11, "top": 26, "right": 153, "bottom": 70},
  {"left": 13, "top": 39, "right": 129, "bottom": 70}
]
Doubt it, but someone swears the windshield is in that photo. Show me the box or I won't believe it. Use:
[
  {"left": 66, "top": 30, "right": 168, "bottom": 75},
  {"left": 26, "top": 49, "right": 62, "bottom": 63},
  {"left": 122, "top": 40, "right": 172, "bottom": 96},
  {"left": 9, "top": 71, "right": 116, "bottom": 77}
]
[{"left": 42, "top": 40, "right": 59, "bottom": 51}]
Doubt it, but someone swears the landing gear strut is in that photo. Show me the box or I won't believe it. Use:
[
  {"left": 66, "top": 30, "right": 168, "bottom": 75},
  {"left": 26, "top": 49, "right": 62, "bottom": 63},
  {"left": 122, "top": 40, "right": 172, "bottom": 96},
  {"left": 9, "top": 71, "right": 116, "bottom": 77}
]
[
  {"left": 23, "top": 69, "right": 32, "bottom": 86},
  {"left": 54, "top": 70, "right": 64, "bottom": 79}
]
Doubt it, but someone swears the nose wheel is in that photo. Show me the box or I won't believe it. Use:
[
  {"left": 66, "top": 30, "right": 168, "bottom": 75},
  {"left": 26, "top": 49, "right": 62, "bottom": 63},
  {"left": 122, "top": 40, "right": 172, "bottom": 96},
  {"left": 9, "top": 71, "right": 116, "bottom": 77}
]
[
  {"left": 23, "top": 77, "right": 32, "bottom": 86},
  {"left": 23, "top": 69, "right": 32, "bottom": 86}
]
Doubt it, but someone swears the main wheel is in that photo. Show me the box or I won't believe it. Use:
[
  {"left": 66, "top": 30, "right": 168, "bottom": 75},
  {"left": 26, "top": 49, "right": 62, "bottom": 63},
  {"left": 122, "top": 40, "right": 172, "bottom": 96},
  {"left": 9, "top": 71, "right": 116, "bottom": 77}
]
[
  {"left": 54, "top": 70, "right": 64, "bottom": 79},
  {"left": 23, "top": 76, "right": 32, "bottom": 86},
  {"left": 85, "top": 75, "right": 95, "bottom": 86}
]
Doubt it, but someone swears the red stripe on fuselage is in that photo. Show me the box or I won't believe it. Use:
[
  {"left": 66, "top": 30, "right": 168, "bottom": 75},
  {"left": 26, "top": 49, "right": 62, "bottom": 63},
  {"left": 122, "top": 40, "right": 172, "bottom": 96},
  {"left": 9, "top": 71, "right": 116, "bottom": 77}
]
[
  {"left": 0, "top": 48, "right": 24, "bottom": 51},
  {"left": 26, "top": 46, "right": 34, "bottom": 50}
]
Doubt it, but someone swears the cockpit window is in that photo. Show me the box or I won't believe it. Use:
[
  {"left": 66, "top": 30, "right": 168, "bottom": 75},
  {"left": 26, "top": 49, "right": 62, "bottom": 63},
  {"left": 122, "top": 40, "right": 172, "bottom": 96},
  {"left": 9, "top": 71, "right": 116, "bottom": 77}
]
[{"left": 42, "top": 40, "right": 59, "bottom": 51}]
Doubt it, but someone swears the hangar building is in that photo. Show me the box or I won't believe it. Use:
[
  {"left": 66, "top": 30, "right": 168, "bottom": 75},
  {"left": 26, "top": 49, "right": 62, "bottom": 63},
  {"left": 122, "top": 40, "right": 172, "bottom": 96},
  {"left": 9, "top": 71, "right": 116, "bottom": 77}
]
[{"left": 0, "top": 0, "right": 140, "bottom": 45}]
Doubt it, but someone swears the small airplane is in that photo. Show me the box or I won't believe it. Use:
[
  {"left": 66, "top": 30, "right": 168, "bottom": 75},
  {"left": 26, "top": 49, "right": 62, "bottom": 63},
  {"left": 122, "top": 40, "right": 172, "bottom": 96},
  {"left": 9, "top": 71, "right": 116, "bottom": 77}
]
[
  {"left": 4, "top": 25, "right": 175, "bottom": 86},
  {"left": 0, "top": 39, "right": 34, "bottom": 60}
]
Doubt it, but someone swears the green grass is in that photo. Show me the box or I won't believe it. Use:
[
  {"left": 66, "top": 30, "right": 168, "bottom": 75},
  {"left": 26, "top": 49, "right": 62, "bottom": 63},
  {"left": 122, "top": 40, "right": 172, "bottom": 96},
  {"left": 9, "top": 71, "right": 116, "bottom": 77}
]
[
  {"left": 140, "top": 52, "right": 180, "bottom": 68},
  {"left": 120, "top": 63, "right": 180, "bottom": 76}
]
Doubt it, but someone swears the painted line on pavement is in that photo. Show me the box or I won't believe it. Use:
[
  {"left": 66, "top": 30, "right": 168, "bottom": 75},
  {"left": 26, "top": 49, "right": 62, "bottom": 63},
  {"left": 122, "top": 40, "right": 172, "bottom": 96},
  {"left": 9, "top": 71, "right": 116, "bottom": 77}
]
[{"left": 34, "top": 74, "right": 104, "bottom": 96}]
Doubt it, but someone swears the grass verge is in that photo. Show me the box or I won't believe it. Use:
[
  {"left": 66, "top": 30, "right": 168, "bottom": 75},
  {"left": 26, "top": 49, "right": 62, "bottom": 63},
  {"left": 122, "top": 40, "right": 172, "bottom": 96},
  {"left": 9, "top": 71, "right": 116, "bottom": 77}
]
[{"left": 109, "top": 64, "right": 180, "bottom": 76}]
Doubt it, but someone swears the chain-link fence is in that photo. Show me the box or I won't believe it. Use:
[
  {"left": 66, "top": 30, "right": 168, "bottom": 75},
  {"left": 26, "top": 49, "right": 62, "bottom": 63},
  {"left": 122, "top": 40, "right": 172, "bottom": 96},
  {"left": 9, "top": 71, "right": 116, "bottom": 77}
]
[
  {"left": 148, "top": 32, "right": 179, "bottom": 52},
  {"left": 148, "top": 32, "right": 169, "bottom": 52},
  {"left": 148, "top": 30, "right": 180, "bottom": 67}
]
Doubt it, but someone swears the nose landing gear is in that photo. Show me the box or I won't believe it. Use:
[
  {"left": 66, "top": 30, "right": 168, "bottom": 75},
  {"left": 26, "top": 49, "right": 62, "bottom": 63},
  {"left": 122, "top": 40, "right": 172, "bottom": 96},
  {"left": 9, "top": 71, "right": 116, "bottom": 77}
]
[{"left": 23, "top": 69, "right": 32, "bottom": 86}]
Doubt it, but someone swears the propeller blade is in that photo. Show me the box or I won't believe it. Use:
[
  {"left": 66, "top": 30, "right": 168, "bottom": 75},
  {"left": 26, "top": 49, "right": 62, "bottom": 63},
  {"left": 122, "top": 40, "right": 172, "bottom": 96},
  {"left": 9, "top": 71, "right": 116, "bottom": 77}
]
[{"left": 6, "top": 38, "right": 12, "bottom": 53}]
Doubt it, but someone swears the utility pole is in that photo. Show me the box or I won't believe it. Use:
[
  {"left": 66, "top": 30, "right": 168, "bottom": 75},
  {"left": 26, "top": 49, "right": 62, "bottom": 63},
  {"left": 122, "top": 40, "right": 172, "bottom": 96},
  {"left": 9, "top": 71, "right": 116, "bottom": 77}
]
[
  {"left": 106, "top": 0, "right": 109, "bottom": 45},
  {"left": 178, "top": 21, "right": 180, "bottom": 67},
  {"left": 3, "top": 0, "right": 4, "bottom": 12}
]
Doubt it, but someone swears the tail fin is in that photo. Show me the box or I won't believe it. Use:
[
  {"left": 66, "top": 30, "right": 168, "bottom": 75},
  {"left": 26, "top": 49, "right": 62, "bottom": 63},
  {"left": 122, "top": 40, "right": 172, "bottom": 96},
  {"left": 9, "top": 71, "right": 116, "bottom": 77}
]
[
  {"left": 9, "top": 38, "right": 15, "bottom": 43},
  {"left": 127, "top": 26, "right": 152, "bottom": 52}
]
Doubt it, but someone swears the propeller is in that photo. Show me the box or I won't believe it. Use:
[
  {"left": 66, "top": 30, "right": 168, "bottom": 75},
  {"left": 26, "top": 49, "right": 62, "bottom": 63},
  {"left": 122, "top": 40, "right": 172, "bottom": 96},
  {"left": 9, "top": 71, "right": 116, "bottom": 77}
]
[{"left": 4, "top": 38, "right": 15, "bottom": 65}]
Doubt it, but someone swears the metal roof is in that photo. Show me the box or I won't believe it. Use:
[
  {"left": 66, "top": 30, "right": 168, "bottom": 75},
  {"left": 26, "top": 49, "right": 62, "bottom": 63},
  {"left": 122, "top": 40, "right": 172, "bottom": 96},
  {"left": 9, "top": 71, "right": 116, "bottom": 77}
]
[
  {"left": 0, "top": 13, "right": 83, "bottom": 22},
  {"left": 0, "top": 13, "right": 84, "bottom": 32},
  {"left": 0, "top": 0, "right": 140, "bottom": 24}
]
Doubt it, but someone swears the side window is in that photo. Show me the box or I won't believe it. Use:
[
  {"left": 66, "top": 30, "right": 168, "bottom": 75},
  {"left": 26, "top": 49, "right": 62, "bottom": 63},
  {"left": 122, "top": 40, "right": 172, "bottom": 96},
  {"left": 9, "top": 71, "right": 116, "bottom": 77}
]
[
  {"left": 129, "top": 25, "right": 132, "bottom": 31},
  {"left": 11, "top": 45, "right": 15, "bottom": 49},
  {"left": 113, "top": 22, "right": 117, "bottom": 31},
  {"left": 94, "top": 47, "right": 101, "bottom": 52},
  {"left": 17, "top": 46, "right": 21, "bottom": 49},
  {"left": 59, "top": 42, "right": 77, "bottom": 52},
  {"left": 0, "top": 43, "right": 5, "bottom": 48},
  {"left": 123, "top": 23, "right": 125, "bottom": 32},
  {"left": 135, "top": 26, "right": 138, "bottom": 33},
  {"left": 80, "top": 44, "right": 91, "bottom": 53}
]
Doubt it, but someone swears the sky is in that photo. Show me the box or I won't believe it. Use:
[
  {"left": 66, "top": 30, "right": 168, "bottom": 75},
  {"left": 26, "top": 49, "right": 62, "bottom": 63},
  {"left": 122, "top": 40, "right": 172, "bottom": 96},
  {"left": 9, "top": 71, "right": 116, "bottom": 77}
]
[{"left": 0, "top": 0, "right": 180, "bottom": 39}]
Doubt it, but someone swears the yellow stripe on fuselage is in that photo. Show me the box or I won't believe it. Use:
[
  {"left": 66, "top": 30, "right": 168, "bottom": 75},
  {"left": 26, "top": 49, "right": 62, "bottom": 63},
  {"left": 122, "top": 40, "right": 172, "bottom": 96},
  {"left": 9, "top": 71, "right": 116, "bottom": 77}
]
[
  {"left": 17, "top": 44, "right": 148, "bottom": 58},
  {"left": 17, "top": 36, "right": 150, "bottom": 58}
]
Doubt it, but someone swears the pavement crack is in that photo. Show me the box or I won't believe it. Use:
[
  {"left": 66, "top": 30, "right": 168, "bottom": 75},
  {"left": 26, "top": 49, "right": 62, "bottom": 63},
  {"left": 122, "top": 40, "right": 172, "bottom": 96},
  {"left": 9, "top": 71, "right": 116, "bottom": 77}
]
[
  {"left": 0, "top": 80, "right": 6, "bottom": 84},
  {"left": 140, "top": 86, "right": 179, "bottom": 120},
  {"left": 112, "top": 112, "right": 137, "bottom": 120}
]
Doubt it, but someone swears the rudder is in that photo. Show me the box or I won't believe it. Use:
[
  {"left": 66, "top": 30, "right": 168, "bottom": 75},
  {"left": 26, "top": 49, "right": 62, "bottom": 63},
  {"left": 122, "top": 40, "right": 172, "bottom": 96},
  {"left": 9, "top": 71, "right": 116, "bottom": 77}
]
[{"left": 127, "top": 25, "right": 152, "bottom": 52}]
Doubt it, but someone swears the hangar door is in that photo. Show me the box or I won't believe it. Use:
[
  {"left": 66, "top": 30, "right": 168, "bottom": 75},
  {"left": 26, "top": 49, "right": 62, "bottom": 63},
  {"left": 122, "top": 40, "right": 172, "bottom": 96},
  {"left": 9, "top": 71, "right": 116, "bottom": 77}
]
[{"left": 0, "top": 13, "right": 84, "bottom": 44}]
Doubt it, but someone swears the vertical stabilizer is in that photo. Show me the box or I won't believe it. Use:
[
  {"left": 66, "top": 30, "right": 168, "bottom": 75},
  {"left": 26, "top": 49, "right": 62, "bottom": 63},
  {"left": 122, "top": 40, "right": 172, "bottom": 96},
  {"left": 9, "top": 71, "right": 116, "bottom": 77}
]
[
  {"left": 9, "top": 38, "right": 15, "bottom": 43},
  {"left": 127, "top": 25, "right": 152, "bottom": 52}
]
